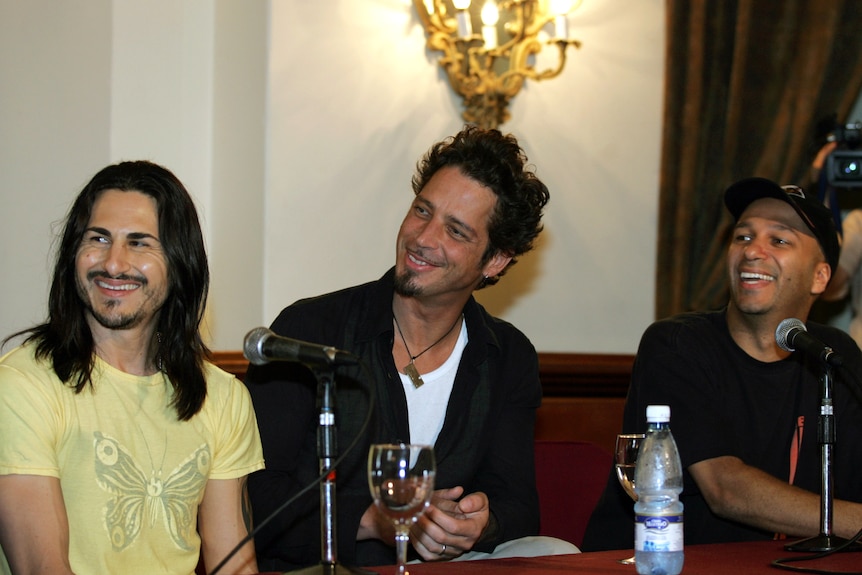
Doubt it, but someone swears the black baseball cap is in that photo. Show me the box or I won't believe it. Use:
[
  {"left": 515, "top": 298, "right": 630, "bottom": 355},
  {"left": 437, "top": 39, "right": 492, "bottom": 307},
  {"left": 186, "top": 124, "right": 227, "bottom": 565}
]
[{"left": 724, "top": 177, "right": 840, "bottom": 273}]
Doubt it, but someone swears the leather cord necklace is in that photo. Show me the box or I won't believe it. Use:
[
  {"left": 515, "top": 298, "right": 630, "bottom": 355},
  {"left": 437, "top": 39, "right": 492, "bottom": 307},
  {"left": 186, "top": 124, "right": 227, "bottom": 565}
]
[{"left": 393, "top": 313, "right": 463, "bottom": 389}]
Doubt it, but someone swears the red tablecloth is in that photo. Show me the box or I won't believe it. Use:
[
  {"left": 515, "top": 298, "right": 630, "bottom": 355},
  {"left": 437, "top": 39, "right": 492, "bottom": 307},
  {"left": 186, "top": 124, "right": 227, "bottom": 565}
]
[{"left": 343, "top": 539, "right": 861, "bottom": 575}]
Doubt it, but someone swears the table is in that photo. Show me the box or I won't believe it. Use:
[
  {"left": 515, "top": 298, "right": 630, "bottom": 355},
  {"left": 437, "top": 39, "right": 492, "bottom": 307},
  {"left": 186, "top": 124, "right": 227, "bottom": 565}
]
[{"left": 356, "top": 540, "right": 862, "bottom": 574}]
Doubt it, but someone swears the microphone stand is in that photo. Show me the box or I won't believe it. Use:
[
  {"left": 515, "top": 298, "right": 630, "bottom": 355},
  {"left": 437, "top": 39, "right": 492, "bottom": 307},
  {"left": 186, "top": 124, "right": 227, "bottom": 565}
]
[
  {"left": 288, "top": 366, "right": 376, "bottom": 575},
  {"left": 785, "top": 363, "right": 862, "bottom": 552}
]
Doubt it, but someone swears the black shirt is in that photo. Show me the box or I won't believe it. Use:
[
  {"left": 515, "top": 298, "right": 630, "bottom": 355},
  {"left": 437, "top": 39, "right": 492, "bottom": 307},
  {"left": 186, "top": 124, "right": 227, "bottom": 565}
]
[
  {"left": 583, "top": 310, "right": 862, "bottom": 550},
  {"left": 245, "top": 269, "right": 543, "bottom": 570}
]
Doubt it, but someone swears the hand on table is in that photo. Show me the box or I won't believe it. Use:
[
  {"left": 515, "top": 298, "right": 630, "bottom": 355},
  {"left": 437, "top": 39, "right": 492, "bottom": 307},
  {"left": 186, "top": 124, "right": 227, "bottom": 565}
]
[{"left": 409, "top": 486, "right": 490, "bottom": 561}]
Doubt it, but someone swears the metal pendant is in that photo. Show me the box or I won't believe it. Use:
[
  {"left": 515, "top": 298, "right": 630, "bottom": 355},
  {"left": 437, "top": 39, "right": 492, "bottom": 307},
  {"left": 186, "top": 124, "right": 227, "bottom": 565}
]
[{"left": 404, "top": 361, "right": 424, "bottom": 389}]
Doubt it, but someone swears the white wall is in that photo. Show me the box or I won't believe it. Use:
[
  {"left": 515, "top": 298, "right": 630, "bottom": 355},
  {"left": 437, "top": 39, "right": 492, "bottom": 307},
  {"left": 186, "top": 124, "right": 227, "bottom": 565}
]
[
  {"left": 0, "top": 0, "right": 664, "bottom": 354},
  {"left": 263, "top": 0, "right": 663, "bottom": 353},
  {"left": 1, "top": 0, "right": 112, "bottom": 339}
]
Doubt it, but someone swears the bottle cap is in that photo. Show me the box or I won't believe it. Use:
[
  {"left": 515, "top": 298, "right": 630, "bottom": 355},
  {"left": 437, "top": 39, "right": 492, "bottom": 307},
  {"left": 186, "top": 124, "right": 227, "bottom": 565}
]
[{"left": 646, "top": 404, "right": 671, "bottom": 422}]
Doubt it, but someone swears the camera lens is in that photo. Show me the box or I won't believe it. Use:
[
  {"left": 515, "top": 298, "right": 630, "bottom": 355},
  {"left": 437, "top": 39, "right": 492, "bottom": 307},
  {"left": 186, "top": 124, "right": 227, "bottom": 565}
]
[
  {"left": 838, "top": 158, "right": 861, "bottom": 177},
  {"left": 826, "top": 150, "right": 862, "bottom": 186}
]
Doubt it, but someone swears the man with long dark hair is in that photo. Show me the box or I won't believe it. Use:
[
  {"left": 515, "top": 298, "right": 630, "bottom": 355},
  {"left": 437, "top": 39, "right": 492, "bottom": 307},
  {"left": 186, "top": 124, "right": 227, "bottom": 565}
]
[
  {"left": 246, "top": 126, "right": 577, "bottom": 571},
  {"left": 0, "top": 161, "right": 264, "bottom": 574}
]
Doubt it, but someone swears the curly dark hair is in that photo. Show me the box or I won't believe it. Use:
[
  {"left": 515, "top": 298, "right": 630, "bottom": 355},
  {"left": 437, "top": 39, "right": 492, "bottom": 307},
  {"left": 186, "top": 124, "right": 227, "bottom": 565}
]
[
  {"left": 7, "top": 161, "right": 210, "bottom": 421},
  {"left": 411, "top": 125, "right": 549, "bottom": 287}
]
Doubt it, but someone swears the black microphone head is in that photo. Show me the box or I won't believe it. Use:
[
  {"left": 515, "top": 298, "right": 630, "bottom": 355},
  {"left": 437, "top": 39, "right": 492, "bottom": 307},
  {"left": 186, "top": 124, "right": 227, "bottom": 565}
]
[
  {"left": 243, "top": 326, "right": 273, "bottom": 366},
  {"left": 775, "top": 318, "right": 806, "bottom": 352}
]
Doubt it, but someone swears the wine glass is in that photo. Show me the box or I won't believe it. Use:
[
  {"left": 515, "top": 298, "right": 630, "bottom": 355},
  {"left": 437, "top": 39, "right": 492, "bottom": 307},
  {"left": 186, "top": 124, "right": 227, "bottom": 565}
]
[
  {"left": 615, "top": 433, "right": 645, "bottom": 565},
  {"left": 368, "top": 443, "right": 436, "bottom": 574}
]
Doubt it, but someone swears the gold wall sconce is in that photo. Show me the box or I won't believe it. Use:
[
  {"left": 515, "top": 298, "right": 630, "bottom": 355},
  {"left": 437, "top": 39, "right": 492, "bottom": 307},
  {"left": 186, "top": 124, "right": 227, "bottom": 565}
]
[{"left": 414, "top": 0, "right": 582, "bottom": 129}]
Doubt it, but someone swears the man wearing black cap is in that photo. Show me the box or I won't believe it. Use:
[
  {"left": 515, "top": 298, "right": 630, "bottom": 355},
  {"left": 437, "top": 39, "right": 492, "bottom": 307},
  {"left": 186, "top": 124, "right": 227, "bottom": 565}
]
[{"left": 583, "top": 177, "right": 862, "bottom": 550}]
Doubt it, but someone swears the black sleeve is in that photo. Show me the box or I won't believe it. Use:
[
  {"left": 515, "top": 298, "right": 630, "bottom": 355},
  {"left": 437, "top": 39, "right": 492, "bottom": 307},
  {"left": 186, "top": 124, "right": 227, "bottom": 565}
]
[
  {"left": 245, "top": 300, "right": 379, "bottom": 571},
  {"left": 245, "top": 356, "right": 323, "bottom": 570},
  {"left": 471, "top": 344, "right": 542, "bottom": 551}
]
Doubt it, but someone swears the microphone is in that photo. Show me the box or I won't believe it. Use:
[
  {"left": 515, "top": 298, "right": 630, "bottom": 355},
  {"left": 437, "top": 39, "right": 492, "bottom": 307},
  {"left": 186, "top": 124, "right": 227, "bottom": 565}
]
[
  {"left": 774, "top": 318, "right": 843, "bottom": 367},
  {"left": 243, "top": 327, "right": 358, "bottom": 367}
]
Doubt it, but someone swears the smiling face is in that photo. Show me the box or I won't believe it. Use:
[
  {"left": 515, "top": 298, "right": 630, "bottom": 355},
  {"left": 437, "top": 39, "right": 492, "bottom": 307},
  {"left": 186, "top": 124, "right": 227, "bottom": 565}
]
[
  {"left": 75, "top": 189, "right": 169, "bottom": 335},
  {"left": 726, "top": 197, "right": 830, "bottom": 321},
  {"left": 394, "top": 166, "right": 511, "bottom": 303}
]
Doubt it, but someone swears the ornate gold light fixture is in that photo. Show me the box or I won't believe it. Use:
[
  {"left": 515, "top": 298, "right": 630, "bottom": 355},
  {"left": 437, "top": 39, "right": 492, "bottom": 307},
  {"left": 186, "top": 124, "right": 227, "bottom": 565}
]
[{"left": 414, "top": 0, "right": 582, "bottom": 129}]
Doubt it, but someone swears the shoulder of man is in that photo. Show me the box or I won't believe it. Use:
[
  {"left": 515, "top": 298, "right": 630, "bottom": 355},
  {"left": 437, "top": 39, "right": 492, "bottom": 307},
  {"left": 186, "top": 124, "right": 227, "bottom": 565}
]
[
  {"left": 639, "top": 310, "right": 725, "bottom": 350},
  {"left": 466, "top": 296, "right": 536, "bottom": 355},
  {"left": 807, "top": 321, "right": 862, "bottom": 359},
  {"left": 271, "top": 275, "right": 387, "bottom": 338}
]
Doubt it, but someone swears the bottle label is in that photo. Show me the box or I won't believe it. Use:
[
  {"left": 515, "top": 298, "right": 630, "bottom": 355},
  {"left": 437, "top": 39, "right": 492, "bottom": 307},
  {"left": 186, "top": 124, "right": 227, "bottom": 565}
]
[{"left": 634, "top": 513, "right": 684, "bottom": 552}]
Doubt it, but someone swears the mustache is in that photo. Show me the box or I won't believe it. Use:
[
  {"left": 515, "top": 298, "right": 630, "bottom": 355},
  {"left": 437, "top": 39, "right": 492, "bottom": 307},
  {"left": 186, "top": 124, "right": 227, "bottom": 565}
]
[{"left": 87, "top": 270, "right": 148, "bottom": 285}]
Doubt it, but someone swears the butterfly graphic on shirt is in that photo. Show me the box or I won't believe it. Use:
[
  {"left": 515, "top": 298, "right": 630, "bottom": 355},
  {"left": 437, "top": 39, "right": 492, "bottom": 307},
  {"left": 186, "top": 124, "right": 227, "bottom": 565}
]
[{"left": 93, "top": 431, "right": 211, "bottom": 551}]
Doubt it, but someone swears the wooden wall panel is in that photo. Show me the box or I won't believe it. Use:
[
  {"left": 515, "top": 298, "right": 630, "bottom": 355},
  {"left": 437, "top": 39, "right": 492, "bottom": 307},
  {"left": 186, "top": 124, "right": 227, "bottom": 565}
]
[
  {"left": 212, "top": 351, "right": 634, "bottom": 395},
  {"left": 212, "top": 351, "right": 633, "bottom": 452}
]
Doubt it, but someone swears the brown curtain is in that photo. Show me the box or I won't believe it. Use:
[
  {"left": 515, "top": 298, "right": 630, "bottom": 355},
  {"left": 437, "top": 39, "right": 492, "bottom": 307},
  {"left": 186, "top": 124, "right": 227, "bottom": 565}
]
[{"left": 655, "top": 0, "right": 862, "bottom": 319}]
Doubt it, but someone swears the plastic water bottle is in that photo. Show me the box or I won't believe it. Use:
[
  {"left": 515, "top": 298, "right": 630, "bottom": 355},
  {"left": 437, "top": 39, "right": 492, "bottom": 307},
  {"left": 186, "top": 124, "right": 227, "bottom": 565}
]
[{"left": 633, "top": 404, "right": 684, "bottom": 575}]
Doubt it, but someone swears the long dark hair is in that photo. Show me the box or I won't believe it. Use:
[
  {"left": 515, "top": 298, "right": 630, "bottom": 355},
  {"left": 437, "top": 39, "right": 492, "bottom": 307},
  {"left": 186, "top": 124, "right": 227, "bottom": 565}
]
[
  {"left": 9, "top": 161, "right": 210, "bottom": 421},
  {"left": 411, "top": 125, "right": 550, "bottom": 287}
]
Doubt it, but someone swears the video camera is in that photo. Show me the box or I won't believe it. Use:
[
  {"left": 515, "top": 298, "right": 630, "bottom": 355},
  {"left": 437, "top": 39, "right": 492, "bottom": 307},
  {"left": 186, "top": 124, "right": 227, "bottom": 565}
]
[{"left": 825, "top": 121, "right": 862, "bottom": 187}]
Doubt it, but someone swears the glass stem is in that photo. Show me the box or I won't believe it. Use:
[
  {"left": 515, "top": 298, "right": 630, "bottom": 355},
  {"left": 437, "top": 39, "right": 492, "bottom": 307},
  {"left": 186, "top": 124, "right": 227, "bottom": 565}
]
[{"left": 395, "top": 525, "right": 410, "bottom": 574}]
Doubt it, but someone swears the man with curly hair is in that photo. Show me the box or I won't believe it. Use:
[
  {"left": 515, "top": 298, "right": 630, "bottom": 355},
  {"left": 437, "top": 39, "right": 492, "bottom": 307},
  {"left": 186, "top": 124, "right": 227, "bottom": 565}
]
[{"left": 246, "top": 126, "right": 576, "bottom": 570}]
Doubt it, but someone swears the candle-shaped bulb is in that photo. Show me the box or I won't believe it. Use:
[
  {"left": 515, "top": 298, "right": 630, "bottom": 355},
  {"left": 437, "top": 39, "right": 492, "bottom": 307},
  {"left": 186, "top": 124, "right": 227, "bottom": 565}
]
[
  {"left": 549, "top": 0, "right": 574, "bottom": 14},
  {"left": 454, "top": 0, "right": 473, "bottom": 37},
  {"left": 481, "top": 0, "right": 499, "bottom": 25},
  {"left": 481, "top": 1, "right": 499, "bottom": 48},
  {"left": 549, "top": 0, "right": 574, "bottom": 38}
]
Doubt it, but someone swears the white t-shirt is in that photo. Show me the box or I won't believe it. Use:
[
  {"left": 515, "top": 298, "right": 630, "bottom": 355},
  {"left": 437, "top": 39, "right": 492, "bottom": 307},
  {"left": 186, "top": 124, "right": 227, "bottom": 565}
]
[{"left": 398, "top": 317, "right": 468, "bottom": 447}]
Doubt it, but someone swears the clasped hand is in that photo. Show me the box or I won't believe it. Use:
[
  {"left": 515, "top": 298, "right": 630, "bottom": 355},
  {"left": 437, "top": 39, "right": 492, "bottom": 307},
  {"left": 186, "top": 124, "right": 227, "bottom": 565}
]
[
  {"left": 410, "top": 486, "right": 489, "bottom": 561},
  {"left": 359, "top": 486, "right": 490, "bottom": 562}
]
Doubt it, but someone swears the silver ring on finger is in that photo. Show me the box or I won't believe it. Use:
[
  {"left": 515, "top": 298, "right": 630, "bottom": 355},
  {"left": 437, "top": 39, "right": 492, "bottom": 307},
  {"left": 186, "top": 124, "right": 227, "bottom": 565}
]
[{"left": 439, "top": 544, "right": 447, "bottom": 556}]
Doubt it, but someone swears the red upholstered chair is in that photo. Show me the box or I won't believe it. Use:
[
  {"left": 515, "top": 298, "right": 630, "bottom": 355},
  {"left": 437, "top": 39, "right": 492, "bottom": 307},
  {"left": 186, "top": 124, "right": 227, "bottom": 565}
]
[{"left": 534, "top": 439, "right": 613, "bottom": 548}]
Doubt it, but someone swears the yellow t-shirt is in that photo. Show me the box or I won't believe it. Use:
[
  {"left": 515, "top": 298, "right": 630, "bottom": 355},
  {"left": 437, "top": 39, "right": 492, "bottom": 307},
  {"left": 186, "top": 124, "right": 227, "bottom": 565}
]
[{"left": 0, "top": 343, "right": 264, "bottom": 575}]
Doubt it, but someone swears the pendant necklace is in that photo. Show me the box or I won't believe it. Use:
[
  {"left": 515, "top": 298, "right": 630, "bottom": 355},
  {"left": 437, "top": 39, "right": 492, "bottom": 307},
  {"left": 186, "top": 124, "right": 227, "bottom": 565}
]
[{"left": 393, "top": 312, "right": 462, "bottom": 389}]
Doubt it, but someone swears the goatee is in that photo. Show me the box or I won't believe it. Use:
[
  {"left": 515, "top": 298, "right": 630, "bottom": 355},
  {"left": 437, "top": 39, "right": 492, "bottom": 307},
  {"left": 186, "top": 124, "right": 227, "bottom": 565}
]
[
  {"left": 394, "top": 269, "right": 422, "bottom": 297},
  {"left": 76, "top": 272, "right": 148, "bottom": 330}
]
